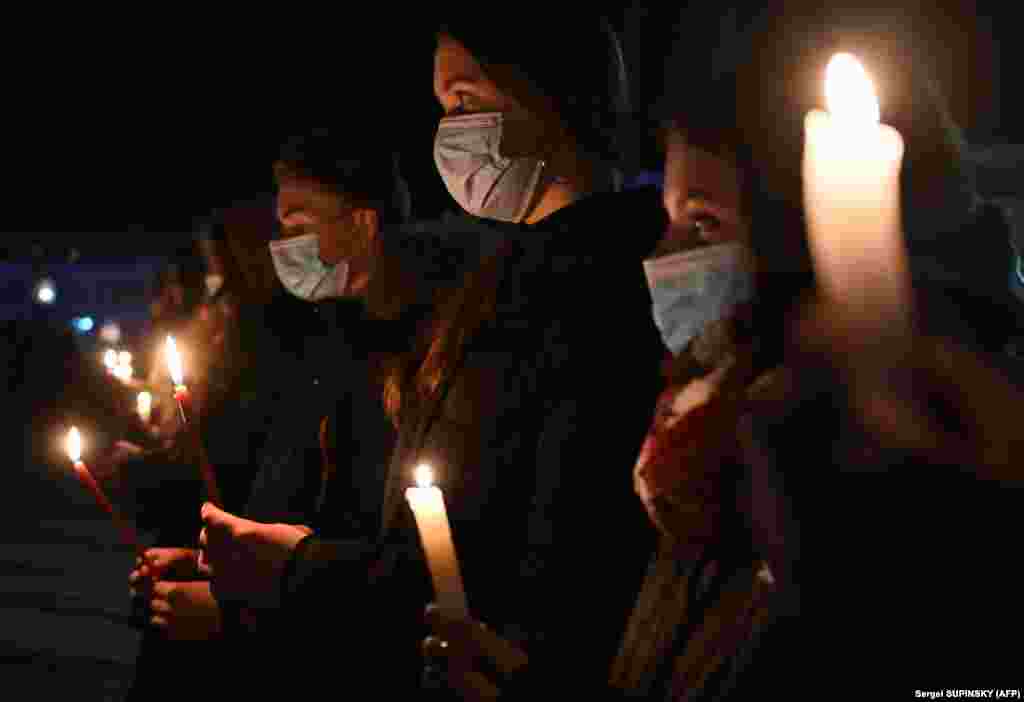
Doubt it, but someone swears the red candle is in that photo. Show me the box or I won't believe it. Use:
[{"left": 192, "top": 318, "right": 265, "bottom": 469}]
[
  {"left": 165, "top": 336, "right": 223, "bottom": 507},
  {"left": 66, "top": 428, "right": 142, "bottom": 553}
]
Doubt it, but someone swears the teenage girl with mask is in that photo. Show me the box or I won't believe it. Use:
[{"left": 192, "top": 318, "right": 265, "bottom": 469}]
[{"left": 199, "top": 14, "right": 668, "bottom": 698}]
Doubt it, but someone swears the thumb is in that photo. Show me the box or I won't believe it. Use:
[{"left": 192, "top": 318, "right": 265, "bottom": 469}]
[{"left": 201, "top": 501, "right": 228, "bottom": 526}]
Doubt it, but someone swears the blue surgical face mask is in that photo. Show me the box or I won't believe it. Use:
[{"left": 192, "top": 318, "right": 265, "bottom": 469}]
[
  {"left": 643, "top": 241, "right": 755, "bottom": 356},
  {"left": 268, "top": 234, "right": 349, "bottom": 301}
]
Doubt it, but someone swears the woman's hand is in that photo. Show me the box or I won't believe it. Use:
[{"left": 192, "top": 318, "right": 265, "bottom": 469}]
[
  {"left": 790, "top": 299, "right": 1024, "bottom": 482},
  {"left": 149, "top": 580, "right": 222, "bottom": 641},
  {"left": 129, "top": 547, "right": 202, "bottom": 599},
  {"left": 423, "top": 604, "right": 529, "bottom": 702},
  {"left": 197, "top": 502, "right": 312, "bottom": 609}
]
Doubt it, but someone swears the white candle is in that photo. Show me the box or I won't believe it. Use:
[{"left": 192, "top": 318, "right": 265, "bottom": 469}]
[
  {"left": 137, "top": 391, "right": 153, "bottom": 424},
  {"left": 405, "top": 464, "right": 469, "bottom": 616},
  {"left": 803, "top": 53, "right": 909, "bottom": 326}
]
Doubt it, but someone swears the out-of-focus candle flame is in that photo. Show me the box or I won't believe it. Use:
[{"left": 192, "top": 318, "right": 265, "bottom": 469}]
[
  {"left": 137, "top": 391, "right": 152, "bottom": 421},
  {"left": 66, "top": 427, "right": 83, "bottom": 463},
  {"left": 118, "top": 351, "right": 133, "bottom": 366},
  {"left": 414, "top": 463, "right": 434, "bottom": 489},
  {"left": 825, "top": 53, "right": 880, "bottom": 125},
  {"left": 166, "top": 336, "right": 184, "bottom": 386},
  {"left": 103, "top": 349, "right": 118, "bottom": 370}
]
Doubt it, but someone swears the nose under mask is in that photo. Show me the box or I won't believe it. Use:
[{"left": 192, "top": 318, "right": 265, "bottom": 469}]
[
  {"left": 643, "top": 241, "right": 755, "bottom": 356},
  {"left": 434, "top": 112, "right": 546, "bottom": 223},
  {"left": 268, "top": 233, "right": 350, "bottom": 301}
]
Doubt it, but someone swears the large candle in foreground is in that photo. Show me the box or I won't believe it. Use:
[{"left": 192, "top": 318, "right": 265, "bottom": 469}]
[
  {"left": 66, "top": 427, "right": 141, "bottom": 553},
  {"left": 405, "top": 464, "right": 468, "bottom": 616},
  {"left": 803, "top": 53, "right": 909, "bottom": 328},
  {"left": 165, "top": 335, "right": 223, "bottom": 507}
]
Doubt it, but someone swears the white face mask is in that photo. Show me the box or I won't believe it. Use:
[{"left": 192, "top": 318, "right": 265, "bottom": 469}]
[
  {"left": 204, "top": 274, "right": 225, "bottom": 298},
  {"left": 268, "top": 234, "right": 350, "bottom": 301},
  {"left": 434, "top": 112, "right": 546, "bottom": 223},
  {"left": 643, "top": 241, "right": 755, "bottom": 356}
]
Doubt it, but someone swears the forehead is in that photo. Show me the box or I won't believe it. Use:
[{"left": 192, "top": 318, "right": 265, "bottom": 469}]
[
  {"left": 274, "top": 168, "right": 348, "bottom": 207},
  {"left": 664, "top": 131, "right": 740, "bottom": 179},
  {"left": 433, "top": 35, "right": 487, "bottom": 92}
]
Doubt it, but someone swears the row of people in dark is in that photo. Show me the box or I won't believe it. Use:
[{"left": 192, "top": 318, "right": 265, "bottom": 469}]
[{"left": 79, "top": 6, "right": 1024, "bottom": 700}]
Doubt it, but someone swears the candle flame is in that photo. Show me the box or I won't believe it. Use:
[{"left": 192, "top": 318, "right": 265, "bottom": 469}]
[
  {"left": 103, "top": 349, "right": 118, "bottom": 370},
  {"left": 66, "top": 427, "right": 82, "bottom": 463},
  {"left": 165, "top": 336, "right": 184, "bottom": 386},
  {"left": 825, "top": 53, "right": 880, "bottom": 125},
  {"left": 137, "top": 391, "right": 152, "bottom": 415},
  {"left": 118, "top": 351, "right": 133, "bottom": 366},
  {"left": 414, "top": 463, "right": 434, "bottom": 489}
]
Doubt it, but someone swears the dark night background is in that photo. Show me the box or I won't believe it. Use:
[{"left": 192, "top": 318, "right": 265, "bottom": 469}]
[{"left": 0, "top": 4, "right": 1016, "bottom": 255}]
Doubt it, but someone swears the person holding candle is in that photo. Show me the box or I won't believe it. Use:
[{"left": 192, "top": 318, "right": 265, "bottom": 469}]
[
  {"left": 122, "top": 207, "right": 289, "bottom": 701},
  {"left": 232, "top": 15, "right": 665, "bottom": 697},
  {"left": 419, "top": 64, "right": 801, "bottom": 701},
  {"left": 698, "top": 3, "right": 1024, "bottom": 691},
  {"left": 193, "top": 127, "right": 495, "bottom": 698},
  {"left": 420, "top": 4, "right": 1024, "bottom": 697},
  {"left": 198, "top": 15, "right": 666, "bottom": 698}
]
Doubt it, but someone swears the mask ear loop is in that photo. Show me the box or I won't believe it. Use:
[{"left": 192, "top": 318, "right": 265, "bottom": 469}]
[{"left": 513, "top": 158, "right": 549, "bottom": 224}]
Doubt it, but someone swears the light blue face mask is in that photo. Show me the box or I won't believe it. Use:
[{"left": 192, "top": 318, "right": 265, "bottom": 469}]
[
  {"left": 643, "top": 241, "right": 755, "bottom": 356},
  {"left": 268, "top": 234, "right": 349, "bottom": 301}
]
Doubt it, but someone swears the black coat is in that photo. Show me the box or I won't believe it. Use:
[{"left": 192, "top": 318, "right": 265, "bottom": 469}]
[{"left": 283, "top": 188, "right": 668, "bottom": 693}]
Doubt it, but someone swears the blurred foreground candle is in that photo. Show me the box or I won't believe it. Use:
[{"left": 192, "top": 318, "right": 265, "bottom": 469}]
[
  {"left": 803, "top": 53, "right": 909, "bottom": 329},
  {"left": 406, "top": 464, "right": 468, "bottom": 616},
  {"left": 65, "top": 427, "right": 141, "bottom": 553},
  {"left": 165, "top": 335, "right": 223, "bottom": 506},
  {"left": 137, "top": 391, "right": 153, "bottom": 424}
]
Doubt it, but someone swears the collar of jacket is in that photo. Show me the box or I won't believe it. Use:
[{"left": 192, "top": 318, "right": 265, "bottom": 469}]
[{"left": 521, "top": 186, "right": 667, "bottom": 260}]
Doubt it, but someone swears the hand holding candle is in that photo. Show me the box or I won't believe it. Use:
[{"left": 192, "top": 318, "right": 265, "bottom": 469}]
[
  {"left": 66, "top": 427, "right": 142, "bottom": 554},
  {"left": 406, "top": 464, "right": 469, "bottom": 617},
  {"left": 803, "top": 53, "right": 910, "bottom": 332}
]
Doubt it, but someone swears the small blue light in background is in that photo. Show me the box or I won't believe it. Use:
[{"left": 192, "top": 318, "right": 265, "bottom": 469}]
[{"left": 74, "top": 316, "right": 95, "bottom": 333}]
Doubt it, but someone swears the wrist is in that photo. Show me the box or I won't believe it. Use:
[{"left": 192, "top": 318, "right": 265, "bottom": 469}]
[{"left": 279, "top": 532, "right": 316, "bottom": 608}]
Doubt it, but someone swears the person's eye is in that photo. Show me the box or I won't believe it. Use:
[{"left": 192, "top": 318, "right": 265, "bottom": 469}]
[
  {"left": 691, "top": 214, "right": 721, "bottom": 238},
  {"left": 450, "top": 93, "right": 469, "bottom": 116}
]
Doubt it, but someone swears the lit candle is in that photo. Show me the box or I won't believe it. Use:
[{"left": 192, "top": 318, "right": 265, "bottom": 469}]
[
  {"left": 65, "top": 427, "right": 141, "bottom": 553},
  {"left": 165, "top": 335, "right": 188, "bottom": 419},
  {"left": 405, "top": 464, "right": 468, "bottom": 616},
  {"left": 137, "top": 391, "right": 153, "bottom": 424},
  {"left": 165, "top": 335, "right": 223, "bottom": 507},
  {"left": 803, "top": 53, "right": 909, "bottom": 328},
  {"left": 118, "top": 351, "right": 133, "bottom": 367},
  {"left": 103, "top": 349, "right": 118, "bottom": 374}
]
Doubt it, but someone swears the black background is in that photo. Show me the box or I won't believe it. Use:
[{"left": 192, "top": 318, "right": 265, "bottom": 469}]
[{"left": 0, "top": 3, "right": 1015, "bottom": 258}]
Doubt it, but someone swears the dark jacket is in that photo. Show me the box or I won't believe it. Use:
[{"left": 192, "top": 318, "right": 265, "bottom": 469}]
[
  {"left": 283, "top": 188, "right": 668, "bottom": 693},
  {"left": 216, "top": 222, "right": 495, "bottom": 696}
]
